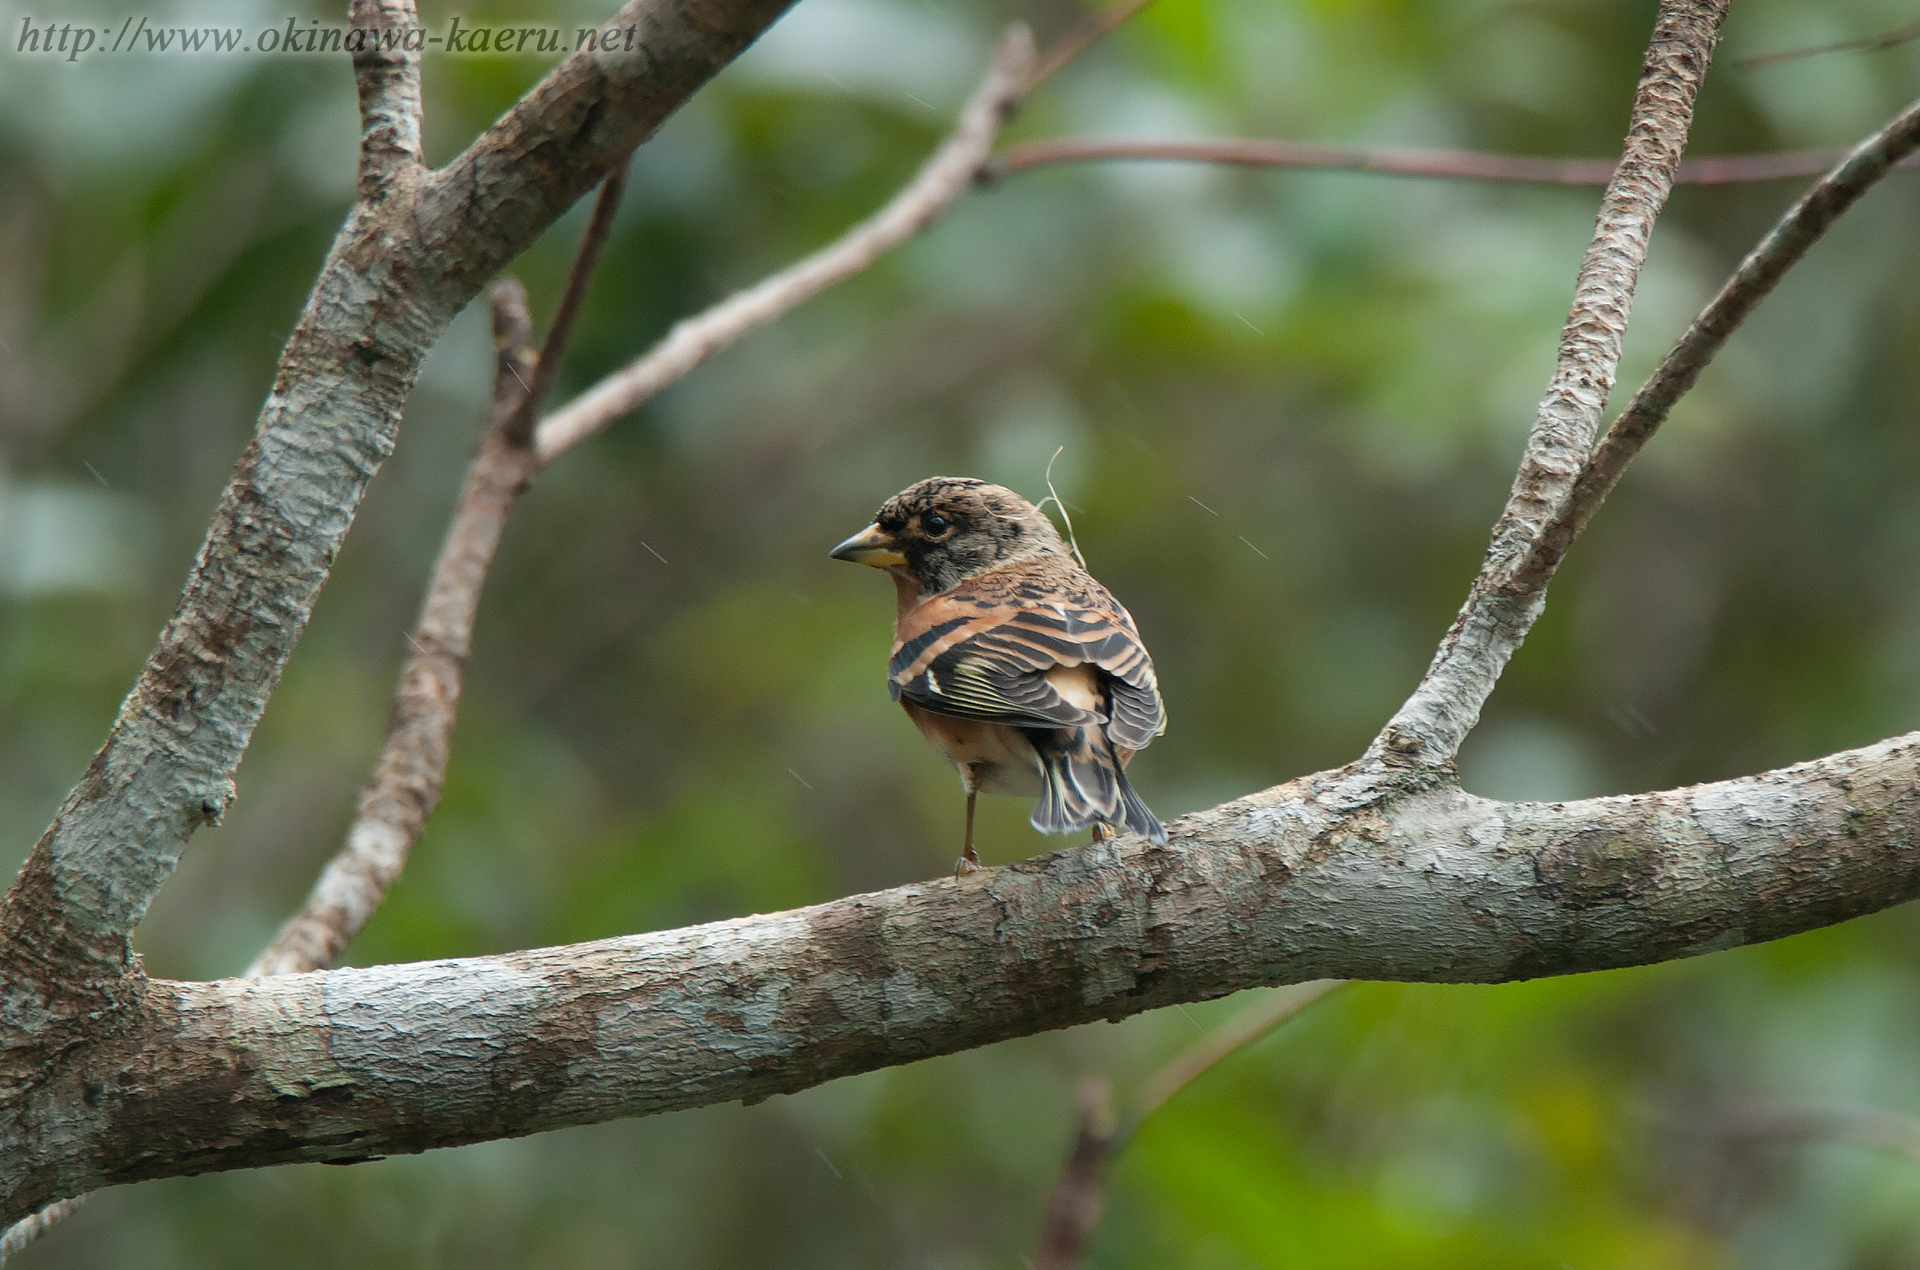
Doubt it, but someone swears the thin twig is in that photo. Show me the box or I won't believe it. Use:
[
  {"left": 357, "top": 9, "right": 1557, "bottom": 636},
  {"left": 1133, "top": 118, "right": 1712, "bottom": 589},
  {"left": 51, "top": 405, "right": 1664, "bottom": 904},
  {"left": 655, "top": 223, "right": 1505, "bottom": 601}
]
[
  {"left": 1372, "top": 0, "right": 1727, "bottom": 769},
  {"left": 1512, "top": 96, "right": 1920, "bottom": 596},
  {"left": 349, "top": 0, "right": 424, "bottom": 202},
  {"left": 1739, "top": 19, "right": 1920, "bottom": 70},
  {"left": 0, "top": 1196, "right": 84, "bottom": 1264},
  {"left": 1025, "top": 0, "right": 1160, "bottom": 93},
  {"left": 1030, "top": 981, "right": 1344, "bottom": 1269},
  {"left": 248, "top": 280, "right": 545, "bottom": 977},
  {"left": 500, "top": 162, "right": 632, "bottom": 447},
  {"left": 1128, "top": 980, "right": 1344, "bottom": 1126},
  {"left": 1711, "top": 1102, "right": 1920, "bottom": 1165},
  {"left": 990, "top": 136, "right": 1920, "bottom": 185},
  {"left": 1032, "top": 1079, "right": 1118, "bottom": 1270},
  {"left": 532, "top": 25, "right": 1037, "bottom": 465}
]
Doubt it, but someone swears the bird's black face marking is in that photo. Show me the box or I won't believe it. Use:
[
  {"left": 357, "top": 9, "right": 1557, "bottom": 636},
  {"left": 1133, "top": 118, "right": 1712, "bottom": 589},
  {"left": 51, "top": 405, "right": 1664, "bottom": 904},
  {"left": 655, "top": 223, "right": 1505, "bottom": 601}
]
[{"left": 867, "top": 477, "right": 1067, "bottom": 595}]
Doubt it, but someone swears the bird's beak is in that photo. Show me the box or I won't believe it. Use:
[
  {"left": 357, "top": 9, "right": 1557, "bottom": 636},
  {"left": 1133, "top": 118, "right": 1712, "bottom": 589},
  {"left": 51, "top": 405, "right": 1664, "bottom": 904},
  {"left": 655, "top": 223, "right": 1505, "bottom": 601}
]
[{"left": 829, "top": 522, "right": 907, "bottom": 568}]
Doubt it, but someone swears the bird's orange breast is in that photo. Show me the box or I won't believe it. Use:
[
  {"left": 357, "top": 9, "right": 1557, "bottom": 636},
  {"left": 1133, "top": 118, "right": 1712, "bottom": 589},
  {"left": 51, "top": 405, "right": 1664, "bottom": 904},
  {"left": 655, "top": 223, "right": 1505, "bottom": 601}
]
[{"left": 900, "top": 701, "right": 1045, "bottom": 797}]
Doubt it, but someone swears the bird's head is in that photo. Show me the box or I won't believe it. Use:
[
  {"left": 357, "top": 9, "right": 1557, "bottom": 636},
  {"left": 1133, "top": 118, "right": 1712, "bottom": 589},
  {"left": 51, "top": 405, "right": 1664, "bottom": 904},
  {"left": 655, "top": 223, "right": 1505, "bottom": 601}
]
[{"left": 830, "top": 477, "right": 1069, "bottom": 595}]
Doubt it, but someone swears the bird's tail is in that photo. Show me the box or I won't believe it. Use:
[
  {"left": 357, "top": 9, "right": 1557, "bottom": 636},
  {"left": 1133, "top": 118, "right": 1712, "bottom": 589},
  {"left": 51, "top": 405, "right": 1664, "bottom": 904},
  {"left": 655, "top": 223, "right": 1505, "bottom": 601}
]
[{"left": 1027, "top": 726, "right": 1167, "bottom": 845}]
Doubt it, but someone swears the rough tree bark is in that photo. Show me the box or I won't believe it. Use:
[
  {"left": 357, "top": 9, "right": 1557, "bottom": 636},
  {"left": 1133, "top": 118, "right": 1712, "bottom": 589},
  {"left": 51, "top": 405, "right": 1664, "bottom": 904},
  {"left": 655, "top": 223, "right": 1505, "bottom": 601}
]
[{"left": 5, "top": 0, "right": 1920, "bottom": 1241}]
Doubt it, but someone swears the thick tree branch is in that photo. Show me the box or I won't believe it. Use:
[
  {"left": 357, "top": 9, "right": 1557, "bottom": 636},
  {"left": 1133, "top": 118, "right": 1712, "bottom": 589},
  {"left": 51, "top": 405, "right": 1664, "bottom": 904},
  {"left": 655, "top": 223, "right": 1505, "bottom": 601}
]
[
  {"left": 9, "top": 728, "right": 1920, "bottom": 1222},
  {"left": 1512, "top": 97, "right": 1920, "bottom": 595},
  {"left": 350, "top": 0, "right": 425, "bottom": 203},
  {"left": 533, "top": 25, "right": 1036, "bottom": 464},
  {"left": 1373, "top": 0, "right": 1725, "bottom": 769},
  {"left": 989, "top": 137, "right": 1920, "bottom": 185}
]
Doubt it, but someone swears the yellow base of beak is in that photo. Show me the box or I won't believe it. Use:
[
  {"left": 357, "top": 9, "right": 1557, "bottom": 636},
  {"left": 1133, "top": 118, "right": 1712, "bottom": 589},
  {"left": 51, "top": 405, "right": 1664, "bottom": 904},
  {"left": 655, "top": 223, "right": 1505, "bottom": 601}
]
[{"left": 830, "top": 523, "right": 907, "bottom": 568}]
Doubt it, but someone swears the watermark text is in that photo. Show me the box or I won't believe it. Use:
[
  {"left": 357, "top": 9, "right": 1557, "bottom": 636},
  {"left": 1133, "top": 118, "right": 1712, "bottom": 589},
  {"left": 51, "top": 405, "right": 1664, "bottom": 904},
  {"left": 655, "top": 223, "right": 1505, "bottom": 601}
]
[{"left": 13, "top": 15, "right": 649, "bottom": 62}]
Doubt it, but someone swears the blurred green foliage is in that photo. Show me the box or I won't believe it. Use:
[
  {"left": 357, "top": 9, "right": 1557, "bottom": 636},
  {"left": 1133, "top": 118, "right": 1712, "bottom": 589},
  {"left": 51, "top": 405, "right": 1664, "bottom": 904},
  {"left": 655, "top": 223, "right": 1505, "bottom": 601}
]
[{"left": 4, "top": 0, "right": 1920, "bottom": 1263}]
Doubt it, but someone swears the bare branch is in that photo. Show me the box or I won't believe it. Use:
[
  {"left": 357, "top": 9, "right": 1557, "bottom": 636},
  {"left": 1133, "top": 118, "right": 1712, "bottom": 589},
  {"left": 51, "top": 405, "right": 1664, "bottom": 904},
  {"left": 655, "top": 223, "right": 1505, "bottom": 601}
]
[
  {"left": 533, "top": 25, "right": 1037, "bottom": 464},
  {"left": 1033, "top": 1080, "right": 1117, "bottom": 1270},
  {"left": 1373, "top": 0, "right": 1726, "bottom": 769},
  {"left": 1031, "top": 981, "right": 1341, "bottom": 1268},
  {"left": 500, "top": 165, "right": 632, "bottom": 448},
  {"left": 1738, "top": 19, "right": 1920, "bottom": 70},
  {"left": 990, "top": 136, "right": 1920, "bottom": 185},
  {"left": 14, "top": 726, "right": 1920, "bottom": 1222},
  {"left": 249, "top": 166, "right": 628, "bottom": 978},
  {"left": 487, "top": 277, "right": 539, "bottom": 421},
  {"left": 1711, "top": 1102, "right": 1920, "bottom": 1166},
  {"left": 1026, "top": 0, "right": 1159, "bottom": 94},
  {"left": 1511, "top": 97, "right": 1920, "bottom": 596},
  {"left": 415, "top": 0, "right": 805, "bottom": 305},
  {"left": 0, "top": 1195, "right": 83, "bottom": 1264},
  {"left": 1130, "top": 980, "right": 1343, "bottom": 1125},
  {"left": 350, "top": 0, "right": 424, "bottom": 202},
  {"left": 247, "top": 281, "right": 542, "bottom": 978}
]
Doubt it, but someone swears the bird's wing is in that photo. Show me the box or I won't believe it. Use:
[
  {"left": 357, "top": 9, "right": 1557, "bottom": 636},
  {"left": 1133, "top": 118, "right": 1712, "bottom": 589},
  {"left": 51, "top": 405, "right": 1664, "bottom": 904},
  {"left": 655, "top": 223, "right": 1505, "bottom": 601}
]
[{"left": 889, "top": 569, "right": 1167, "bottom": 749}]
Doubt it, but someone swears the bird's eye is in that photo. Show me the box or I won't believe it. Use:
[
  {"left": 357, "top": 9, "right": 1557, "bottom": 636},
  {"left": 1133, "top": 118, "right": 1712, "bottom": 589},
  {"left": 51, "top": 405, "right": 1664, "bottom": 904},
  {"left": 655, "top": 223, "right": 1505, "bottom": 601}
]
[{"left": 922, "top": 512, "right": 950, "bottom": 535}]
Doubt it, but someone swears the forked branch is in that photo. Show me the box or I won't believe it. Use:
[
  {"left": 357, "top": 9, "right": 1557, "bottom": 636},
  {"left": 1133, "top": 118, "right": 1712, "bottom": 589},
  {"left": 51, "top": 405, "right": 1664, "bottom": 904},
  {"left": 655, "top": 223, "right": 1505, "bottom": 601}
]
[
  {"left": 0, "top": 0, "right": 801, "bottom": 996},
  {"left": 1514, "top": 96, "right": 1920, "bottom": 594},
  {"left": 1374, "top": 0, "right": 1727, "bottom": 768}
]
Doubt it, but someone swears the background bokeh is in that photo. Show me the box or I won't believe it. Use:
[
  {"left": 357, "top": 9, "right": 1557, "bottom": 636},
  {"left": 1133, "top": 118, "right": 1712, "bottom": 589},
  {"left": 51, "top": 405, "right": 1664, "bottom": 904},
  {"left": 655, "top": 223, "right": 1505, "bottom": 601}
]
[{"left": 5, "top": 0, "right": 1920, "bottom": 1264}]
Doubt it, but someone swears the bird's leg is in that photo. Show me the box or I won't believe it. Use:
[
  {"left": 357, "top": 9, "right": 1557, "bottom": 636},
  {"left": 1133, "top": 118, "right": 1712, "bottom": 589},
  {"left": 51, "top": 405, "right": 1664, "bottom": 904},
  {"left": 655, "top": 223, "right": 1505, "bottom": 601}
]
[
  {"left": 1090, "top": 821, "right": 1112, "bottom": 843},
  {"left": 954, "top": 790, "right": 981, "bottom": 876}
]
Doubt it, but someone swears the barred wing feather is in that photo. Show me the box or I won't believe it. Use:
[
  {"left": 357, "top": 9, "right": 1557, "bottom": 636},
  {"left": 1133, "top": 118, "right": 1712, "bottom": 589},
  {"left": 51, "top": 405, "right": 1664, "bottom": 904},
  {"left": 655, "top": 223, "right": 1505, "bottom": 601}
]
[{"left": 889, "top": 593, "right": 1166, "bottom": 748}]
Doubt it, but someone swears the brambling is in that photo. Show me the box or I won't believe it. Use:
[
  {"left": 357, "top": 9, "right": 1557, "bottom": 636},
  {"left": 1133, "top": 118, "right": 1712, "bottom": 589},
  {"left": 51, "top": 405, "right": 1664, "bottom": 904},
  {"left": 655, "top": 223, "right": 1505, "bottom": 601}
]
[{"left": 831, "top": 477, "right": 1168, "bottom": 871}]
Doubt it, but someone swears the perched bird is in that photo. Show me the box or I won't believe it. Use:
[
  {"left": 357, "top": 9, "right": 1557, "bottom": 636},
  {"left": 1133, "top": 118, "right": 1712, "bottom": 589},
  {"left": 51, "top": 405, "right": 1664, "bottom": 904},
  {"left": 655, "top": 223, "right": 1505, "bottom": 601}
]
[{"left": 830, "top": 477, "right": 1168, "bottom": 870}]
